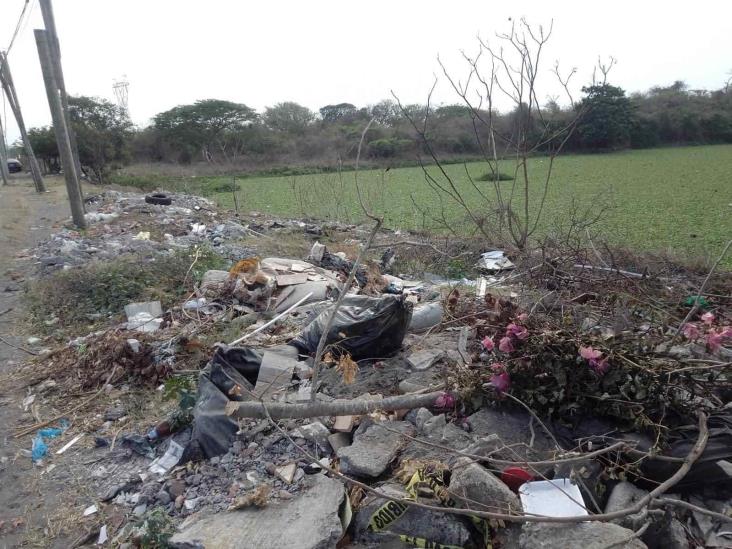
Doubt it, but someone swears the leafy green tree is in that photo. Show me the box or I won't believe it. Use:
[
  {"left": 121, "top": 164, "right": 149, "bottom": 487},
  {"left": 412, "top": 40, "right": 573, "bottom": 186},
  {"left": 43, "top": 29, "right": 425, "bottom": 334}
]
[
  {"left": 153, "top": 99, "right": 257, "bottom": 162},
  {"left": 576, "top": 84, "right": 635, "bottom": 149},
  {"left": 263, "top": 102, "right": 314, "bottom": 135},
  {"left": 319, "top": 103, "right": 358, "bottom": 123},
  {"left": 68, "top": 96, "right": 132, "bottom": 183},
  {"left": 27, "top": 126, "right": 59, "bottom": 174}
]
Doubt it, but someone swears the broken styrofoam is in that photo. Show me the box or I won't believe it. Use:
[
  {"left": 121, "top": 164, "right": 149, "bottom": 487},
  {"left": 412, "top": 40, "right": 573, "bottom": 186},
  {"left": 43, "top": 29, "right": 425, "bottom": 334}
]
[
  {"left": 518, "top": 479, "right": 588, "bottom": 517},
  {"left": 477, "top": 250, "right": 515, "bottom": 271}
]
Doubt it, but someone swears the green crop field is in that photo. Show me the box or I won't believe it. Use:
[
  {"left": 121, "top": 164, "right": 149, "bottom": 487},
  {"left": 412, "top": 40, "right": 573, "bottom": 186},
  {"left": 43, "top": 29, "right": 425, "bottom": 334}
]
[{"left": 125, "top": 145, "right": 732, "bottom": 264}]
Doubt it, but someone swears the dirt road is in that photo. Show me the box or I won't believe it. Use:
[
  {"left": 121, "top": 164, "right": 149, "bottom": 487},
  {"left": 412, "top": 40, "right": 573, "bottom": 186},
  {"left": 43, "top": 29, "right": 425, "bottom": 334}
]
[{"left": 0, "top": 176, "right": 80, "bottom": 548}]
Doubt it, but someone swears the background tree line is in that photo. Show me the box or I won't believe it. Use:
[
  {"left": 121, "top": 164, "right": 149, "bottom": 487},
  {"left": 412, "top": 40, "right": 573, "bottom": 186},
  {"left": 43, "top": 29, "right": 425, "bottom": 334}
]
[{"left": 19, "top": 78, "right": 732, "bottom": 178}]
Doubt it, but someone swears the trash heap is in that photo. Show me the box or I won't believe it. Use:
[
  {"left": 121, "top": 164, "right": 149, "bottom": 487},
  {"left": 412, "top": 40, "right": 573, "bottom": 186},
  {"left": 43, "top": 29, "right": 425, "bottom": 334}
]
[{"left": 12, "top": 190, "right": 732, "bottom": 549}]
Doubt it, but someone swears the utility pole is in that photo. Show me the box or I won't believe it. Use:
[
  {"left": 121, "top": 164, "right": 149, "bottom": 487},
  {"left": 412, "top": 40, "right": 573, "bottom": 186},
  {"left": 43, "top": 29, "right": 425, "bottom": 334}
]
[
  {"left": 0, "top": 52, "right": 46, "bottom": 192},
  {"left": 35, "top": 30, "right": 85, "bottom": 228},
  {"left": 38, "top": 0, "right": 83, "bottom": 192},
  {"left": 0, "top": 115, "right": 10, "bottom": 185}
]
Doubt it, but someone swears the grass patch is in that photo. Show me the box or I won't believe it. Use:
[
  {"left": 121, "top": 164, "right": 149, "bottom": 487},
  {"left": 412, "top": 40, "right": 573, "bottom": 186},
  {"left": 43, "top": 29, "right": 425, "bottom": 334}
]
[
  {"left": 26, "top": 246, "right": 228, "bottom": 335},
  {"left": 111, "top": 145, "right": 732, "bottom": 266}
]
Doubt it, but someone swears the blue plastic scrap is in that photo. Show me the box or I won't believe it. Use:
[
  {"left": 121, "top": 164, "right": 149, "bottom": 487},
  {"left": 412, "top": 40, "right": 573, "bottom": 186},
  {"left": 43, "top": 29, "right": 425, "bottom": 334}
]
[{"left": 30, "top": 421, "right": 69, "bottom": 462}]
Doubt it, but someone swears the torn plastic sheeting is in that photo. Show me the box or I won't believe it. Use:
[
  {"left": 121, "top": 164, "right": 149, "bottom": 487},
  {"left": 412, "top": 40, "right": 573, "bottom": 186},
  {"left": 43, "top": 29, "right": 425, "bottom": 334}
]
[
  {"left": 291, "top": 295, "right": 413, "bottom": 360},
  {"left": 274, "top": 280, "right": 337, "bottom": 313},
  {"left": 190, "top": 345, "right": 262, "bottom": 458},
  {"left": 640, "top": 410, "right": 732, "bottom": 490}
]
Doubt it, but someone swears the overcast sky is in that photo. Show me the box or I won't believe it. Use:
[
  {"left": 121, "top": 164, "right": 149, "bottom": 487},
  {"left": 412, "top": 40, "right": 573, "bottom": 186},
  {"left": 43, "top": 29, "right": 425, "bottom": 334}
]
[{"left": 1, "top": 0, "right": 731, "bottom": 143}]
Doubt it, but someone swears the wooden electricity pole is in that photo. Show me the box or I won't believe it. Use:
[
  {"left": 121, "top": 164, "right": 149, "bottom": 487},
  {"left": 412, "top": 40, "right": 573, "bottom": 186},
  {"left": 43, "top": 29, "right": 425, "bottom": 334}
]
[
  {"left": 0, "top": 52, "right": 46, "bottom": 192},
  {"left": 38, "top": 0, "right": 83, "bottom": 187},
  {"left": 0, "top": 115, "right": 10, "bottom": 185},
  {"left": 35, "top": 30, "right": 85, "bottom": 228}
]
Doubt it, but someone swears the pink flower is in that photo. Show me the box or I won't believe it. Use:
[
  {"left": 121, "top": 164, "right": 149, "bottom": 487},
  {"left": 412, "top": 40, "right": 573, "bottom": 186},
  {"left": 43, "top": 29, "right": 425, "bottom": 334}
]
[
  {"left": 682, "top": 323, "right": 700, "bottom": 340},
  {"left": 499, "top": 336, "right": 515, "bottom": 353},
  {"left": 481, "top": 336, "right": 495, "bottom": 351},
  {"left": 517, "top": 313, "right": 528, "bottom": 322},
  {"left": 706, "top": 327, "right": 732, "bottom": 352},
  {"left": 506, "top": 323, "right": 529, "bottom": 340},
  {"left": 490, "top": 362, "right": 505, "bottom": 371},
  {"left": 579, "top": 346, "right": 602, "bottom": 360},
  {"left": 589, "top": 357, "right": 610, "bottom": 375},
  {"left": 490, "top": 371, "right": 511, "bottom": 394},
  {"left": 701, "top": 312, "right": 715, "bottom": 325},
  {"left": 434, "top": 393, "right": 455, "bottom": 410}
]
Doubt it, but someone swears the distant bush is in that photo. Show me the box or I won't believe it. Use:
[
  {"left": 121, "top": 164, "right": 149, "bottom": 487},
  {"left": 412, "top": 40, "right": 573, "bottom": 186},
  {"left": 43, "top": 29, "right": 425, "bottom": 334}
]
[
  {"left": 476, "top": 171, "right": 514, "bottom": 182},
  {"left": 368, "top": 138, "right": 413, "bottom": 158}
]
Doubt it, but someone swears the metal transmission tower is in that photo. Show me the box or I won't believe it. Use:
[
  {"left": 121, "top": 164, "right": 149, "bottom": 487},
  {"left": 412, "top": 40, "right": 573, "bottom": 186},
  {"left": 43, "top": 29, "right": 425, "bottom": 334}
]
[{"left": 113, "top": 76, "right": 129, "bottom": 115}]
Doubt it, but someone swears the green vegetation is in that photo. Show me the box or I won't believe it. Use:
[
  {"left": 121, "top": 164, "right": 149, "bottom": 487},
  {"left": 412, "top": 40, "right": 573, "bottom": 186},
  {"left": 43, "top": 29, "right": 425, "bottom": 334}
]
[
  {"left": 26, "top": 246, "right": 227, "bottom": 334},
  {"left": 113, "top": 145, "right": 731, "bottom": 263}
]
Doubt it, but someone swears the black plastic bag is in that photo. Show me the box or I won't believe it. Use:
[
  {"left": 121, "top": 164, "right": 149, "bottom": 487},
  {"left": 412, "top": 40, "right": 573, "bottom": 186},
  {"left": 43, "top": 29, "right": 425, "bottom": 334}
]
[
  {"left": 290, "top": 295, "right": 413, "bottom": 360},
  {"left": 190, "top": 345, "right": 262, "bottom": 458}
]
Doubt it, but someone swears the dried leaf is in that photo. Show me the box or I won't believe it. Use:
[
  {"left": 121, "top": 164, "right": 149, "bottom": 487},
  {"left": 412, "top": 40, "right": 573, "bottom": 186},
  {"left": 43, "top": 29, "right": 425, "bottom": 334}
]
[
  {"left": 336, "top": 353, "right": 358, "bottom": 385},
  {"left": 228, "top": 484, "right": 271, "bottom": 511}
]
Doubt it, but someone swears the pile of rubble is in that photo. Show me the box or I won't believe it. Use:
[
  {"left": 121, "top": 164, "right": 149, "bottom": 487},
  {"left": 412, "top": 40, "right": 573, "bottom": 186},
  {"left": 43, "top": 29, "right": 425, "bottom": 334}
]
[{"left": 11, "top": 190, "right": 732, "bottom": 548}]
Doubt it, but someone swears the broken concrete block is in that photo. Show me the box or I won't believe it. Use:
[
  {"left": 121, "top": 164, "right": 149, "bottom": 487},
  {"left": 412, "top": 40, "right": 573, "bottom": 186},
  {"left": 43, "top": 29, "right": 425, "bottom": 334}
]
[
  {"left": 519, "top": 522, "right": 647, "bottom": 549},
  {"left": 467, "top": 407, "right": 556, "bottom": 462},
  {"left": 604, "top": 481, "right": 649, "bottom": 529},
  {"left": 275, "top": 273, "right": 309, "bottom": 286},
  {"left": 338, "top": 422, "right": 414, "bottom": 478},
  {"left": 293, "top": 422, "right": 332, "bottom": 453},
  {"left": 327, "top": 432, "right": 351, "bottom": 452},
  {"left": 275, "top": 463, "right": 297, "bottom": 484},
  {"left": 200, "top": 270, "right": 230, "bottom": 297},
  {"left": 253, "top": 344, "right": 299, "bottom": 399},
  {"left": 308, "top": 242, "right": 326, "bottom": 264},
  {"left": 169, "top": 475, "right": 345, "bottom": 549},
  {"left": 333, "top": 415, "right": 355, "bottom": 433},
  {"left": 351, "top": 483, "right": 474, "bottom": 548},
  {"left": 449, "top": 457, "right": 522, "bottom": 514},
  {"left": 406, "top": 349, "right": 444, "bottom": 371}
]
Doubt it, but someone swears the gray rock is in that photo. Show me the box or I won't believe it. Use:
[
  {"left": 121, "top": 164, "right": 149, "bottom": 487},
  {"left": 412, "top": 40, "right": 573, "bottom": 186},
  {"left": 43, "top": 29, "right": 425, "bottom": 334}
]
[
  {"left": 467, "top": 407, "right": 556, "bottom": 462},
  {"left": 168, "top": 479, "right": 186, "bottom": 498},
  {"left": 398, "top": 371, "right": 436, "bottom": 394},
  {"left": 519, "top": 522, "right": 647, "bottom": 549},
  {"left": 156, "top": 490, "right": 171, "bottom": 506},
  {"left": 604, "top": 481, "right": 649, "bottom": 529},
  {"left": 406, "top": 349, "right": 444, "bottom": 371},
  {"left": 169, "top": 475, "right": 345, "bottom": 549},
  {"left": 351, "top": 483, "right": 473, "bottom": 548},
  {"left": 327, "top": 432, "right": 351, "bottom": 452},
  {"left": 338, "top": 422, "right": 414, "bottom": 478},
  {"left": 449, "top": 457, "right": 521, "bottom": 513},
  {"left": 293, "top": 421, "right": 333, "bottom": 453}
]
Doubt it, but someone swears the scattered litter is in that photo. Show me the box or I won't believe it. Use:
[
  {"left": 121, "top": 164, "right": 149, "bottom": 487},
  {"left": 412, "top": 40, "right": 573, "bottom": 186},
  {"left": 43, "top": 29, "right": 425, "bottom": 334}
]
[
  {"left": 477, "top": 250, "right": 515, "bottom": 271},
  {"left": 83, "top": 504, "right": 98, "bottom": 516},
  {"left": 275, "top": 463, "right": 298, "bottom": 484},
  {"left": 31, "top": 422, "right": 68, "bottom": 462},
  {"left": 132, "top": 231, "right": 150, "bottom": 240},
  {"left": 149, "top": 441, "right": 184, "bottom": 475},
  {"left": 124, "top": 301, "right": 163, "bottom": 333},
  {"left": 56, "top": 434, "right": 84, "bottom": 455},
  {"left": 190, "top": 223, "right": 207, "bottom": 235},
  {"left": 97, "top": 524, "right": 107, "bottom": 545}
]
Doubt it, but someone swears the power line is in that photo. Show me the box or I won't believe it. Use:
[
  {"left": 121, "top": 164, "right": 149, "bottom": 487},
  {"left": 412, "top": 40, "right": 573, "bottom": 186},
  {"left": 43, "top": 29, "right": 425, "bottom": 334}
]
[{"left": 6, "top": 0, "right": 34, "bottom": 54}]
